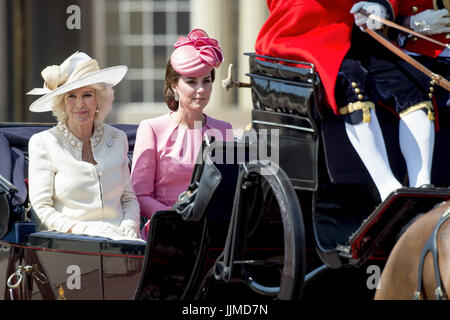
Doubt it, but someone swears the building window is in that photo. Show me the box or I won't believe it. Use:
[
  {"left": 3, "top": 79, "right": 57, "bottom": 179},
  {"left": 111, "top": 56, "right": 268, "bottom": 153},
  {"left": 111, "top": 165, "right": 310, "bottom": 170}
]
[{"left": 104, "top": 0, "right": 190, "bottom": 114}]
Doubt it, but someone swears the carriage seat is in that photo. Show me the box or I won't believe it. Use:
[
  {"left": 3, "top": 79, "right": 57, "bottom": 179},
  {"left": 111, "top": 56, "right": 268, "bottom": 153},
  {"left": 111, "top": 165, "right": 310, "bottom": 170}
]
[
  {"left": 0, "top": 123, "right": 139, "bottom": 240},
  {"left": 26, "top": 230, "right": 146, "bottom": 257},
  {"left": 247, "top": 53, "right": 321, "bottom": 191}
]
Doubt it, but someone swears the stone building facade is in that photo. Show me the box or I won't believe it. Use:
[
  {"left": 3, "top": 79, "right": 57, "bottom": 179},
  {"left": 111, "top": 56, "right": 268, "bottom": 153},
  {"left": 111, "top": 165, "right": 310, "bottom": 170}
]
[{"left": 0, "top": 0, "right": 268, "bottom": 129}]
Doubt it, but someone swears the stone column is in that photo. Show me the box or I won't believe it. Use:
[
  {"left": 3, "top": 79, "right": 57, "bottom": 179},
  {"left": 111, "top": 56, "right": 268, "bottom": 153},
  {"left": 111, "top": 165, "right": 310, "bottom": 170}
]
[
  {"left": 0, "top": 1, "right": 7, "bottom": 121},
  {"left": 238, "top": 0, "right": 269, "bottom": 113},
  {"left": 91, "top": 0, "right": 106, "bottom": 66},
  {"left": 190, "top": 0, "right": 234, "bottom": 114}
]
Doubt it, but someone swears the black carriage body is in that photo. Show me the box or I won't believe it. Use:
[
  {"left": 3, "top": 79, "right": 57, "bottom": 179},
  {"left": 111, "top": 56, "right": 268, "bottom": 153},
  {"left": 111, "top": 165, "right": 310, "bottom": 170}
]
[
  {"left": 0, "top": 123, "right": 275, "bottom": 301},
  {"left": 135, "top": 50, "right": 450, "bottom": 300},
  {"left": 248, "top": 54, "right": 320, "bottom": 191},
  {"left": 1, "top": 52, "right": 450, "bottom": 301},
  {"left": 0, "top": 234, "right": 145, "bottom": 300},
  {"left": 246, "top": 52, "right": 450, "bottom": 271}
]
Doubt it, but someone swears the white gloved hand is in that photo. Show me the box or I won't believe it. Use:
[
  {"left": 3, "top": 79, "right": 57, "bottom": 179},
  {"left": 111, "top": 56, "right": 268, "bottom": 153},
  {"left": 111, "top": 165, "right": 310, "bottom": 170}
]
[
  {"left": 118, "top": 219, "right": 140, "bottom": 239},
  {"left": 71, "top": 222, "right": 126, "bottom": 240},
  {"left": 410, "top": 9, "right": 450, "bottom": 35},
  {"left": 350, "top": 1, "right": 387, "bottom": 31}
]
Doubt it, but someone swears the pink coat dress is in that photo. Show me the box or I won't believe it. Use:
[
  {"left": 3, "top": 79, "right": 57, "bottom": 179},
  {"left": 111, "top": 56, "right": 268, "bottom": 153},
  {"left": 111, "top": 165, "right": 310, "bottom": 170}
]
[{"left": 131, "top": 113, "right": 233, "bottom": 239}]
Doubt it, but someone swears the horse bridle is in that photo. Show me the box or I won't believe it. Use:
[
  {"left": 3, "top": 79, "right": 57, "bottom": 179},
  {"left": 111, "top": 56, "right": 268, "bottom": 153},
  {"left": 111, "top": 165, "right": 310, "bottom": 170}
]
[{"left": 414, "top": 204, "right": 450, "bottom": 300}]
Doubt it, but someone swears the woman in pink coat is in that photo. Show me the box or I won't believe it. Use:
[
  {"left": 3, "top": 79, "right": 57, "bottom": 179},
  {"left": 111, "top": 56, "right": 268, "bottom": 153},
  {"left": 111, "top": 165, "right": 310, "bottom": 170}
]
[{"left": 131, "top": 29, "right": 233, "bottom": 240}]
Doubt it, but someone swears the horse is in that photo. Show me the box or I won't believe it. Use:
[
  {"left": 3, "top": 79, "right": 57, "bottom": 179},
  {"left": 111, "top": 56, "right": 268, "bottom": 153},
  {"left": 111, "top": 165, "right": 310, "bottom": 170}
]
[{"left": 374, "top": 200, "right": 450, "bottom": 300}]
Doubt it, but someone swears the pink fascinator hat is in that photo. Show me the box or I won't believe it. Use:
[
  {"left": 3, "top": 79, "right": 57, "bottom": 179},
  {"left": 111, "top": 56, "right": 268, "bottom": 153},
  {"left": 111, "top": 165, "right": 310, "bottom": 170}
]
[{"left": 170, "top": 28, "right": 223, "bottom": 77}]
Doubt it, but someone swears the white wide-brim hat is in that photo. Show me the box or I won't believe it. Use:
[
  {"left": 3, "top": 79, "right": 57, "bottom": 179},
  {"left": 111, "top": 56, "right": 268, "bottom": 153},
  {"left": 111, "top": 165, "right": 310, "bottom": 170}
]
[{"left": 27, "top": 51, "right": 128, "bottom": 112}]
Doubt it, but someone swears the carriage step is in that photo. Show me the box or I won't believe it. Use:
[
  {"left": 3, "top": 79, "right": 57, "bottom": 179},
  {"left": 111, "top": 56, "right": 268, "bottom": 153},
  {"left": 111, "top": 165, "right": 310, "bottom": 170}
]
[{"left": 346, "top": 187, "right": 450, "bottom": 265}]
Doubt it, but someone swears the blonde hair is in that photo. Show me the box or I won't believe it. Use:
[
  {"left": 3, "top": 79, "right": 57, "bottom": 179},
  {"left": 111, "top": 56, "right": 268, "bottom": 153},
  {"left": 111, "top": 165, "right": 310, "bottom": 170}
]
[
  {"left": 40, "top": 58, "right": 115, "bottom": 125},
  {"left": 51, "top": 84, "right": 114, "bottom": 125}
]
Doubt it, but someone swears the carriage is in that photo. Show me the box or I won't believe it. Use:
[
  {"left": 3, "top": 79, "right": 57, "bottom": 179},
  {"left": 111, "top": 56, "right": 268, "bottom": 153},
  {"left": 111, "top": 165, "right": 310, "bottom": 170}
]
[{"left": 0, "top": 53, "right": 449, "bottom": 300}]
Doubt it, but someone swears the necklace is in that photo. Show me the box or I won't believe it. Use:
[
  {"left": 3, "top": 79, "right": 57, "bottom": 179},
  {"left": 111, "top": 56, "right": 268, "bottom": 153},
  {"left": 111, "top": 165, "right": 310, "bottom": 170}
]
[{"left": 56, "top": 122, "right": 105, "bottom": 151}]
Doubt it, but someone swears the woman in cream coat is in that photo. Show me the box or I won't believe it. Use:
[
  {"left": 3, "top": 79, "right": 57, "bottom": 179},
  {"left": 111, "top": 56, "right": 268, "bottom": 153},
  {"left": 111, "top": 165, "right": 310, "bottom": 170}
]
[{"left": 27, "top": 52, "right": 141, "bottom": 240}]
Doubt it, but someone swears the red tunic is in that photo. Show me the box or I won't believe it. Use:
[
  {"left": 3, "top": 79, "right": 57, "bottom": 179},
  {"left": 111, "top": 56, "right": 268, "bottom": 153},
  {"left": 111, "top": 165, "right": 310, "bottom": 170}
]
[
  {"left": 255, "top": 0, "right": 399, "bottom": 114},
  {"left": 398, "top": 0, "right": 450, "bottom": 57}
]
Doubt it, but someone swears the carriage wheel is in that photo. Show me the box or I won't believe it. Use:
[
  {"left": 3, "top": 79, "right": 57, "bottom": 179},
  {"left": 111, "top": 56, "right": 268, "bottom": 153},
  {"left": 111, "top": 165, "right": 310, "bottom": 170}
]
[{"left": 225, "top": 161, "right": 307, "bottom": 300}]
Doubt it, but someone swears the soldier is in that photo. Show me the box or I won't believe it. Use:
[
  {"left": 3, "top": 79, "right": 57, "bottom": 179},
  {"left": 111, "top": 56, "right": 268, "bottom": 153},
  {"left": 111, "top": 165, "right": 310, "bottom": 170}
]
[
  {"left": 395, "top": 1, "right": 450, "bottom": 108},
  {"left": 256, "top": 0, "right": 436, "bottom": 201},
  {"left": 397, "top": 1, "right": 449, "bottom": 57}
]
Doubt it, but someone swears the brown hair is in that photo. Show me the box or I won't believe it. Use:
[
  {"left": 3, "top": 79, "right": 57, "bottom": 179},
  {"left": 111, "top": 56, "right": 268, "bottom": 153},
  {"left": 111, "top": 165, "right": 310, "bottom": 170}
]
[{"left": 163, "top": 59, "right": 215, "bottom": 111}]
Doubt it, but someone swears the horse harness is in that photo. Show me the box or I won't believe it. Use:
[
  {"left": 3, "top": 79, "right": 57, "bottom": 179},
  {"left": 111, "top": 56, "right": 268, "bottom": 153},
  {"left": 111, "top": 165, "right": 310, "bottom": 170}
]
[{"left": 414, "top": 204, "right": 450, "bottom": 300}]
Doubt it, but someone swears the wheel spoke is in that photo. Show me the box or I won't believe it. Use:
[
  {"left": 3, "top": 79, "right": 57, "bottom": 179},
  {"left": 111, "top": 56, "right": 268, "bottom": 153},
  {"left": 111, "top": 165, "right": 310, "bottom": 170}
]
[{"left": 234, "top": 162, "right": 306, "bottom": 300}]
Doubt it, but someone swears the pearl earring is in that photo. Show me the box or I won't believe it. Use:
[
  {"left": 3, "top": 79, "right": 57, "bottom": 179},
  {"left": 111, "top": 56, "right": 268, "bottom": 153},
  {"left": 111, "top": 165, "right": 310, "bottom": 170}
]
[{"left": 174, "top": 91, "right": 179, "bottom": 102}]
